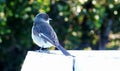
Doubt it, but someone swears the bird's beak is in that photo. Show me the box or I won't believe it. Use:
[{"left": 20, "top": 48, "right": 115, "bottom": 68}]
[{"left": 49, "top": 18, "right": 52, "bottom": 20}]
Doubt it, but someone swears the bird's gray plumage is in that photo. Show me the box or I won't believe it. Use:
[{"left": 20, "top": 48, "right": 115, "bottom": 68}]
[
  {"left": 32, "top": 13, "right": 71, "bottom": 56},
  {"left": 33, "top": 20, "right": 59, "bottom": 45}
]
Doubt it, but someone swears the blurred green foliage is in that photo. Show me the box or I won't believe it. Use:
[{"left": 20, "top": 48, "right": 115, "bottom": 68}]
[{"left": 0, "top": 0, "right": 120, "bottom": 71}]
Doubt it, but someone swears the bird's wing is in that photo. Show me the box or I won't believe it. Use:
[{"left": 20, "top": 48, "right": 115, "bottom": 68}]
[
  {"left": 33, "top": 22, "right": 59, "bottom": 46},
  {"left": 33, "top": 22, "right": 72, "bottom": 56},
  {"left": 38, "top": 33, "right": 54, "bottom": 45}
]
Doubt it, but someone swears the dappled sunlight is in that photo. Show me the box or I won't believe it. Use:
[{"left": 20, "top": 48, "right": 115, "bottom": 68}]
[{"left": 0, "top": 0, "right": 120, "bottom": 71}]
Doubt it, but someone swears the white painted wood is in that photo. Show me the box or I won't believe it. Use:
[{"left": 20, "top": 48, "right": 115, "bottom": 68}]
[
  {"left": 21, "top": 51, "right": 73, "bottom": 71},
  {"left": 21, "top": 50, "right": 120, "bottom": 71},
  {"left": 70, "top": 50, "right": 120, "bottom": 71}
]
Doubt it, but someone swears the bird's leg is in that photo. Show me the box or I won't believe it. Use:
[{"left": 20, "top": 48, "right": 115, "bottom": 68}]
[
  {"left": 38, "top": 46, "right": 44, "bottom": 52},
  {"left": 37, "top": 46, "right": 50, "bottom": 53},
  {"left": 35, "top": 46, "right": 43, "bottom": 52},
  {"left": 39, "top": 46, "right": 43, "bottom": 51}
]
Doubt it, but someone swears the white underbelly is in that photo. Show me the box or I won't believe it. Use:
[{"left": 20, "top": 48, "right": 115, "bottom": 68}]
[{"left": 32, "top": 31, "right": 54, "bottom": 48}]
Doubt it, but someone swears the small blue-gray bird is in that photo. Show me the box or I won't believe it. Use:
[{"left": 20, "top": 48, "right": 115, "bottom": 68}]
[{"left": 32, "top": 13, "right": 71, "bottom": 56}]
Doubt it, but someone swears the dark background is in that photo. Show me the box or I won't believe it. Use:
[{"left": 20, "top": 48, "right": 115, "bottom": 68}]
[{"left": 0, "top": 0, "right": 120, "bottom": 71}]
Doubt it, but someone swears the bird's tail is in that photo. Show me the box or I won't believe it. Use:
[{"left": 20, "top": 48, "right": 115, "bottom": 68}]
[{"left": 57, "top": 44, "right": 71, "bottom": 56}]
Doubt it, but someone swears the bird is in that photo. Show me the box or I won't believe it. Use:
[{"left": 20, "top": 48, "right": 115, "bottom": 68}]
[{"left": 32, "top": 13, "right": 71, "bottom": 56}]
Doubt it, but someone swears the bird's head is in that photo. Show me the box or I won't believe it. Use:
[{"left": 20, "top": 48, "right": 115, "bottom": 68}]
[{"left": 34, "top": 13, "right": 52, "bottom": 24}]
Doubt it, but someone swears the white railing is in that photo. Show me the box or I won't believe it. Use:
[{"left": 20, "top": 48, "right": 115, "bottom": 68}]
[{"left": 21, "top": 50, "right": 120, "bottom": 71}]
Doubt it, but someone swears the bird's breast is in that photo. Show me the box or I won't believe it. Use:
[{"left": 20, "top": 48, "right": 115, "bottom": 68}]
[{"left": 32, "top": 28, "right": 54, "bottom": 48}]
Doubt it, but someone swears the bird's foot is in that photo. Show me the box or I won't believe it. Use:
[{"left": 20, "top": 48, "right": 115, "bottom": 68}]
[{"left": 36, "top": 48, "right": 50, "bottom": 53}]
